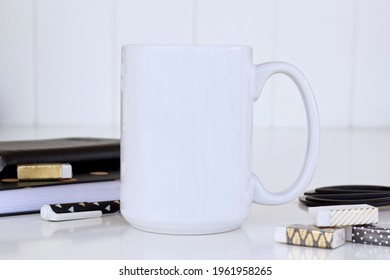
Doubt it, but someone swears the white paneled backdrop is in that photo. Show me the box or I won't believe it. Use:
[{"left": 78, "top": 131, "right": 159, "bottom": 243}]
[{"left": 1, "top": 0, "right": 390, "bottom": 128}]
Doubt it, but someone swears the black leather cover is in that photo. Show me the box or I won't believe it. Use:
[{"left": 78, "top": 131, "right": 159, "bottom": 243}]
[{"left": 0, "top": 137, "right": 120, "bottom": 191}]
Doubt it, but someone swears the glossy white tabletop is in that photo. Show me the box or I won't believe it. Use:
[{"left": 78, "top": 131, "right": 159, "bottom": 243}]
[{"left": 1, "top": 127, "right": 390, "bottom": 260}]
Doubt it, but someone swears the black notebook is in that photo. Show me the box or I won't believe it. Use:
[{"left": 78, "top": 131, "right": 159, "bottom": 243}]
[{"left": 0, "top": 138, "right": 120, "bottom": 216}]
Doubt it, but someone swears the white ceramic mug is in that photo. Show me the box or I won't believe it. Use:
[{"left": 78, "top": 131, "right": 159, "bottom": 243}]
[{"left": 121, "top": 45, "right": 320, "bottom": 235}]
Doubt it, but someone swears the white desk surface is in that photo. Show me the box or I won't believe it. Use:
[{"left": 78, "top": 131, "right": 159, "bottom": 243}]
[{"left": 1, "top": 127, "right": 390, "bottom": 260}]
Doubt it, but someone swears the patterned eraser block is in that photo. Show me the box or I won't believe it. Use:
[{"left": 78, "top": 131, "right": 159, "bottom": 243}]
[
  {"left": 308, "top": 204, "right": 378, "bottom": 227},
  {"left": 348, "top": 224, "right": 390, "bottom": 246},
  {"left": 274, "top": 224, "right": 345, "bottom": 249}
]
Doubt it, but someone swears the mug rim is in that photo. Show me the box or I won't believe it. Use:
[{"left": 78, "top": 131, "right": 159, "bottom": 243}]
[{"left": 122, "top": 44, "right": 252, "bottom": 51}]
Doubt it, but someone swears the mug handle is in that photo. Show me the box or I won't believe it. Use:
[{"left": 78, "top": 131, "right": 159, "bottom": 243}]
[{"left": 251, "top": 62, "right": 320, "bottom": 205}]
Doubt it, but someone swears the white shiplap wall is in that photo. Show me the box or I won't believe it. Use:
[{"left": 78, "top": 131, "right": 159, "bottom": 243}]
[{"left": 0, "top": 0, "right": 389, "bottom": 128}]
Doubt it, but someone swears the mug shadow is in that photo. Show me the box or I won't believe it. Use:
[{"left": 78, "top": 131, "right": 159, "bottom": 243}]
[{"left": 120, "top": 226, "right": 253, "bottom": 260}]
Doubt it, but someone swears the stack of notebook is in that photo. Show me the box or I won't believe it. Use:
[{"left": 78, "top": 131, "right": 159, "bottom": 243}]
[{"left": 0, "top": 138, "right": 120, "bottom": 216}]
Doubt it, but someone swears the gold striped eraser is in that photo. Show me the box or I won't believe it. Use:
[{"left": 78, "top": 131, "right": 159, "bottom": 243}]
[
  {"left": 308, "top": 204, "right": 378, "bottom": 227},
  {"left": 274, "top": 224, "right": 345, "bottom": 249},
  {"left": 17, "top": 163, "right": 72, "bottom": 181}
]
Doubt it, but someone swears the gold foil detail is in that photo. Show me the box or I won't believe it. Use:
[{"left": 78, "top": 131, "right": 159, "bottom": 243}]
[
  {"left": 312, "top": 231, "right": 321, "bottom": 242},
  {"left": 324, "top": 232, "right": 333, "bottom": 243},
  {"left": 60, "top": 178, "right": 77, "bottom": 182},
  {"left": 318, "top": 235, "right": 326, "bottom": 248},
  {"left": 292, "top": 231, "right": 301, "bottom": 245},
  {"left": 17, "top": 163, "right": 71, "bottom": 181},
  {"left": 18, "top": 164, "right": 65, "bottom": 180}
]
